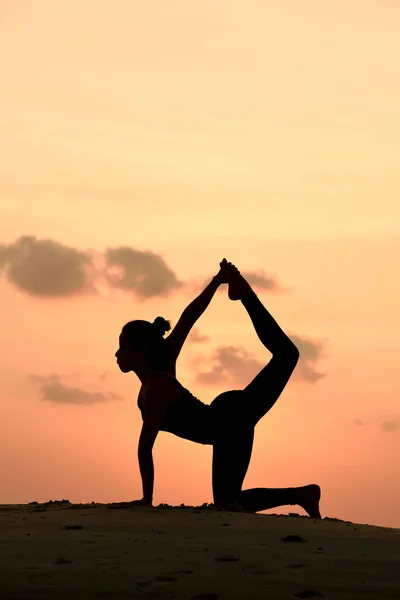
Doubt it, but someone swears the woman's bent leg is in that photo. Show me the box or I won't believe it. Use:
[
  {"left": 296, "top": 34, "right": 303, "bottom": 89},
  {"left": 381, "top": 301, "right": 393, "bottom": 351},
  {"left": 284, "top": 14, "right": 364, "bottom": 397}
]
[
  {"left": 212, "top": 424, "right": 254, "bottom": 506},
  {"left": 209, "top": 391, "right": 321, "bottom": 517}
]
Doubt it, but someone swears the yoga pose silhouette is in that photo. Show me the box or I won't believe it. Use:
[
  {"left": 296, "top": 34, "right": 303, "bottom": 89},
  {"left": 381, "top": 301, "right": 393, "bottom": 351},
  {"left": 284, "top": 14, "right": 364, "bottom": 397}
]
[{"left": 115, "top": 259, "right": 321, "bottom": 517}]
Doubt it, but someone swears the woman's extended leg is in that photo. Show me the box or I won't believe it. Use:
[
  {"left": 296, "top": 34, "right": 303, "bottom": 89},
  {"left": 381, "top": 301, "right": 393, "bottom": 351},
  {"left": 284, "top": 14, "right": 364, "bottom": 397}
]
[
  {"left": 240, "top": 291, "right": 299, "bottom": 425},
  {"left": 221, "top": 262, "right": 300, "bottom": 427}
]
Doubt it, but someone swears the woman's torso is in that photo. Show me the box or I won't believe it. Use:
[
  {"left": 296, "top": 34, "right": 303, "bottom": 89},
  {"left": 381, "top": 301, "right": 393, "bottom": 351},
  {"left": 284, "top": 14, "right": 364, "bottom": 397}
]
[{"left": 137, "top": 372, "right": 214, "bottom": 445}]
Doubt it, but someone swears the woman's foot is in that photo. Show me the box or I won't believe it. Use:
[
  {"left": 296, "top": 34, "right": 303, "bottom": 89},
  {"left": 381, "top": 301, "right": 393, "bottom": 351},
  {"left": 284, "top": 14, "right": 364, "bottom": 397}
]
[
  {"left": 295, "top": 484, "right": 321, "bottom": 519},
  {"left": 220, "top": 260, "right": 253, "bottom": 301}
]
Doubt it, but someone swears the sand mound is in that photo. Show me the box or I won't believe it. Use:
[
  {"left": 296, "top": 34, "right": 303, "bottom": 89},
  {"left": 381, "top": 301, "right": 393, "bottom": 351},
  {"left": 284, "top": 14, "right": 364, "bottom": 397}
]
[{"left": 0, "top": 502, "right": 399, "bottom": 599}]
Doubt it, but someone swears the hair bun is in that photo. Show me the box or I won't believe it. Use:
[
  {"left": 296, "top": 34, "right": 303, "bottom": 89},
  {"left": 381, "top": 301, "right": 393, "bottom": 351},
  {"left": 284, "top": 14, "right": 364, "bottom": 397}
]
[{"left": 152, "top": 316, "right": 171, "bottom": 337}]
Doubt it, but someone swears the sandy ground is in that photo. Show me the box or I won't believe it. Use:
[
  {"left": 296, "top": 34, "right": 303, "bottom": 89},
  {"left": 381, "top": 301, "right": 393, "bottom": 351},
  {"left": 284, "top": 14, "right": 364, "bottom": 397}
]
[{"left": 0, "top": 501, "right": 399, "bottom": 600}]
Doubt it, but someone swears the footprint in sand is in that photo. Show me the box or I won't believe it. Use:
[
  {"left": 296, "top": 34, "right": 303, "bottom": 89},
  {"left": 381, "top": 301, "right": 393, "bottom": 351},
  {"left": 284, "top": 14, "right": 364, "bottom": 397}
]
[
  {"left": 191, "top": 594, "right": 219, "bottom": 600},
  {"left": 153, "top": 570, "right": 194, "bottom": 583},
  {"left": 155, "top": 574, "right": 179, "bottom": 582},
  {"left": 135, "top": 581, "right": 151, "bottom": 591},
  {"left": 281, "top": 535, "right": 306, "bottom": 543},
  {"left": 150, "top": 529, "right": 166, "bottom": 535},
  {"left": 250, "top": 568, "right": 269, "bottom": 576},
  {"left": 54, "top": 557, "right": 72, "bottom": 565},
  {"left": 95, "top": 554, "right": 122, "bottom": 569},
  {"left": 214, "top": 554, "right": 239, "bottom": 562},
  {"left": 25, "top": 571, "right": 52, "bottom": 582},
  {"left": 295, "top": 591, "right": 324, "bottom": 598}
]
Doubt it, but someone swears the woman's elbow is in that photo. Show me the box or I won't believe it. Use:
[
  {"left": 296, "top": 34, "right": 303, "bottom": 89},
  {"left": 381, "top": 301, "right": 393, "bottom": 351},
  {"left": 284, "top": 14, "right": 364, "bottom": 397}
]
[
  {"left": 289, "top": 342, "right": 300, "bottom": 364},
  {"left": 282, "top": 340, "right": 300, "bottom": 365}
]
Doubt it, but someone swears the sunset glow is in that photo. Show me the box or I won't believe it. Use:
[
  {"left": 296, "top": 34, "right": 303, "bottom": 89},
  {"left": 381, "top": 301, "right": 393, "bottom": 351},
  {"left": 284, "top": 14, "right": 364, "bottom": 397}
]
[{"left": 1, "top": 0, "right": 399, "bottom": 528}]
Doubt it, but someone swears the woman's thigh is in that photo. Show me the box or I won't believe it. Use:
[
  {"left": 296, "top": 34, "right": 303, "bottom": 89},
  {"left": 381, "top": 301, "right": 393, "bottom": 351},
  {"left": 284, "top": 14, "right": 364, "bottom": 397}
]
[
  {"left": 209, "top": 380, "right": 278, "bottom": 432},
  {"left": 209, "top": 391, "right": 255, "bottom": 503},
  {"left": 209, "top": 390, "right": 251, "bottom": 430},
  {"left": 211, "top": 422, "right": 254, "bottom": 503}
]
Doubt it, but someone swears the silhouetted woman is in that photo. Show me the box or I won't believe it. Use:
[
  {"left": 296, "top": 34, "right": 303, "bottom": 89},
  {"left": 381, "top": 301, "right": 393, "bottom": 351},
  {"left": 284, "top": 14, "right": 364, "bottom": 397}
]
[{"left": 115, "top": 259, "right": 321, "bottom": 517}]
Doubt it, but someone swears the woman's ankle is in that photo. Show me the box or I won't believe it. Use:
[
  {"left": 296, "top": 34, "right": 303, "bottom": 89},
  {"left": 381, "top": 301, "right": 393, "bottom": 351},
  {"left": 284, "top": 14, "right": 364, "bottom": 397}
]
[{"left": 240, "top": 289, "right": 257, "bottom": 306}]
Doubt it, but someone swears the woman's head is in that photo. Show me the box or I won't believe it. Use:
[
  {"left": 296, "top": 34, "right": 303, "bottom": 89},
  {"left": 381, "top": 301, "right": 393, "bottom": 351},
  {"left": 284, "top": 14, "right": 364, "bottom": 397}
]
[{"left": 115, "top": 317, "right": 171, "bottom": 373}]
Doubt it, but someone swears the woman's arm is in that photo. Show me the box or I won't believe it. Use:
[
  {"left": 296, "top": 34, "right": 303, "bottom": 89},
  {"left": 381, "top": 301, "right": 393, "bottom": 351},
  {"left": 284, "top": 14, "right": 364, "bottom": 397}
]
[
  {"left": 137, "top": 446, "right": 154, "bottom": 504},
  {"left": 165, "top": 270, "right": 225, "bottom": 364},
  {"left": 137, "top": 376, "right": 177, "bottom": 503}
]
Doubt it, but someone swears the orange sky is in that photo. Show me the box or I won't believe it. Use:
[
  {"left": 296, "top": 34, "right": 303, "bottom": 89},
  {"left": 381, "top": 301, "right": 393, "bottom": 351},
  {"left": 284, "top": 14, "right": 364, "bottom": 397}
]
[{"left": 1, "top": 0, "right": 399, "bottom": 528}]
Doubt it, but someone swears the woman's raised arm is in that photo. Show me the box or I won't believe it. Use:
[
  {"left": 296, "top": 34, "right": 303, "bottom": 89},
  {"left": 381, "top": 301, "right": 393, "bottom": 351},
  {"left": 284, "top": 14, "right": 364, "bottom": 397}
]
[{"left": 165, "top": 264, "right": 226, "bottom": 364}]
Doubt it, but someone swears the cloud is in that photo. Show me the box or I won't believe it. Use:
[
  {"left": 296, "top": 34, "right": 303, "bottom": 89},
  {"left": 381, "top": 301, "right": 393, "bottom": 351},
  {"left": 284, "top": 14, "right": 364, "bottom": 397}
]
[
  {"left": 195, "top": 345, "right": 263, "bottom": 386},
  {"left": 29, "top": 374, "right": 122, "bottom": 405},
  {"left": 189, "top": 327, "right": 210, "bottom": 344},
  {"left": 380, "top": 419, "right": 400, "bottom": 433},
  {"left": 0, "top": 236, "right": 185, "bottom": 300},
  {"left": 194, "top": 334, "right": 326, "bottom": 387},
  {"left": 104, "top": 246, "right": 184, "bottom": 299},
  {"left": 241, "top": 270, "right": 281, "bottom": 292},
  {"left": 289, "top": 334, "right": 327, "bottom": 383},
  {"left": 0, "top": 236, "right": 286, "bottom": 301},
  {"left": 0, "top": 244, "right": 15, "bottom": 268},
  {"left": 350, "top": 418, "right": 400, "bottom": 432},
  {"left": 0, "top": 236, "right": 94, "bottom": 297}
]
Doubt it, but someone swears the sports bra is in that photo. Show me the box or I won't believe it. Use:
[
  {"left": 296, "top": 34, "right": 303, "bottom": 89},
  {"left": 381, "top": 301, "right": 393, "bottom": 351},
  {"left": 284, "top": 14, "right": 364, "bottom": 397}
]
[{"left": 138, "top": 372, "right": 214, "bottom": 445}]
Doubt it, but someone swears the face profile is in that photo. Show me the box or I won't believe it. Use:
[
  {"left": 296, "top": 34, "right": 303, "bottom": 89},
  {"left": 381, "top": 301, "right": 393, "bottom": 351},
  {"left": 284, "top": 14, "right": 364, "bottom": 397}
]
[{"left": 115, "top": 332, "right": 147, "bottom": 373}]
